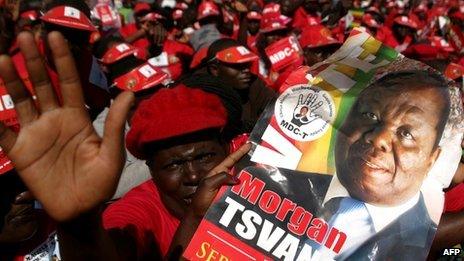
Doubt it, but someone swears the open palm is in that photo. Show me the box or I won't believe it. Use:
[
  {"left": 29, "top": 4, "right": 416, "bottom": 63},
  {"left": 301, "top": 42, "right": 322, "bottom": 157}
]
[{"left": 0, "top": 32, "right": 134, "bottom": 222}]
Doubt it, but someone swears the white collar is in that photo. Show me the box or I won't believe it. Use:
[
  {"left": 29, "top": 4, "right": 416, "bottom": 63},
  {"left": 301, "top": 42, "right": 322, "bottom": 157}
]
[{"left": 324, "top": 174, "right": 420, "bottom": 232}]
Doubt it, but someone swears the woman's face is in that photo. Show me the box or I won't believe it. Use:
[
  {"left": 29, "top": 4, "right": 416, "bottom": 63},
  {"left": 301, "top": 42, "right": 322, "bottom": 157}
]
[{"left": 148, "top": 138, "right": 228, "bottom": 219}]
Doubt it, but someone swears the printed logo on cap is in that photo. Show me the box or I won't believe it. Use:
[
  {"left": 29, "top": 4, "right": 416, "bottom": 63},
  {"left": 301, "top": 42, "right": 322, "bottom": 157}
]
[
  {"left": 275, "top": 84, "right": 335, "bottom": 141},
  {"left": 64, "top": 6, "right": 81, "bottom": 19},
  {"left": 139, "top": 64, "right": 157, "bottom": 78},
  {"left": 116, "top": 43, "right": 130, "bottom": 52}
]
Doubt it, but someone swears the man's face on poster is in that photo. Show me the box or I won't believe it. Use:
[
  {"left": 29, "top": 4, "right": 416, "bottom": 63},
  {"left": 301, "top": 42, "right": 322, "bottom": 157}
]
[{"left": 335, "top": 79, "right": 447, "bottom": 206}]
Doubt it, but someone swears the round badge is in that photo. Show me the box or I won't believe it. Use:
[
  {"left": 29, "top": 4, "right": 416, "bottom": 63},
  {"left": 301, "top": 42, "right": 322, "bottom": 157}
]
[{"left": 274, "top": 84, "right": 336, "bottom": 141}]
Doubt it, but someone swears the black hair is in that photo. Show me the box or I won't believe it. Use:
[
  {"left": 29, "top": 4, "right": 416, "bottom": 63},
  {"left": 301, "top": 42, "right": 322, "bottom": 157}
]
[
  {"left": 372, "top": 70, "right": 450, "bottom": 149},
  {"left": 44, "top": 0, "right": 91, "bottom": 19},
  {"left": 181, "top": 73, "right": 244, "bottom": 142},
  {"left": 92, "top": 35, "right": 125, "bottom": 59},
  {"left": 107, "top": 55, "right": 146, "bottom": 82}
]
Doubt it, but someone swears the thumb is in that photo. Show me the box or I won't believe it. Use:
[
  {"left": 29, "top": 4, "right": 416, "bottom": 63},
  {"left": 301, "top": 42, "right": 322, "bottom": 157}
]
[{"left": 100, "top": 91, "right": 135, "bottom": 166}]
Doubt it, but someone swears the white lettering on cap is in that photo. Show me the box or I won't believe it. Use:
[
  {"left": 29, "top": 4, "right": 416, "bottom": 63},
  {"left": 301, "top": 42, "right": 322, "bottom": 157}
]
[
  {"left": 116, "top": 43, "right": 130, "bottom": 52},
  {"left": 236, "top": 46, "right": 250, "bottom": 55},
  {"left": 139, "top": 65, "right": 157, "bottom": 78},
  {"left": 64, "top": 6, "right": 81, "bottom": 19}
]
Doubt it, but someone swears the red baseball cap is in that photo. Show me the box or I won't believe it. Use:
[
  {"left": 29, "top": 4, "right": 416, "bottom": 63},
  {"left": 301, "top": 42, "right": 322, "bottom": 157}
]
[
  {"left": 126, "top": 85, "right": 227, "bottom": 159},
  {"left": 247, "top": 11, "right": 262, "bottom": 20},
  {"left": 366, "top": 6, "right": 381, "bottom": 15},
  {"left": 299, "top": 25, "right": 342, "bottom": 49},
  {"left": 450, "top": 11, "right": 464, "bottom": 20},
  {"left": 134, "top": 2, "right": 151, "bottom": 15},
  {"left": 173, "top": 9, "right": 184, "bottom": 20},
  {"left": 140, "top": 12, "right": 165, "bottom": 22},
  {"left": 260, "top": 16, "right": 290, "bottom": 33},
  {"left": 112, "top": 63, "right": 167, "bottom": 92},
  {"left": 430, "top": 36, "right": 455, "bottom": 53},
  {"left": 393, "top": 15, "right": 418, "bottom": 29},
  {"left": 197, "top": 1, "right": 220, "bottom": 20},
  {"left": 101, "top": 43, "right": 141, "bottom": 65},
  {"left": 362, "top": 13, "right": 380, "bottom": 28},
  {"left": 414, "top": 3, "right": 428, "bottom": 13},
  {"left": 175, "top": 2, "right": 189, "bottom": 10},
  {"left": 444, "top": 62, "right": 464, "bottom": 80},
  {"left": 20, "top": 10, "right": 40, "bottom": 21},
  {"left": 216, "top": 46, "right": 259, "bottom": 63},
  {"left": 41, "top": 6, "right": 96, "bottom": 31}
]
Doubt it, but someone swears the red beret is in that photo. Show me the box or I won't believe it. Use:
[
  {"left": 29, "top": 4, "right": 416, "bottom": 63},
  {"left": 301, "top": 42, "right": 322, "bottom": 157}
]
[{"left": 126, "top": 85, "right": 227, "bottom": 159}]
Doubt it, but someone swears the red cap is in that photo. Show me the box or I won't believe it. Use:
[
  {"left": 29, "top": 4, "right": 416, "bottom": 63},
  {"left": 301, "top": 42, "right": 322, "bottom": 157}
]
[
  {"left": 247, "top": 11, "right": 262, "bottom": 20},
  {"left": 175, "top": 2, "right": 189, "bottom": 10},
  {"left": 173, "top": 9, "right": 184, "bottom": 20},
  {"left": 414, "top": 3, "right": 428, "bottom": 13},
  {"left": 260, "top": 16, "right": 290, "bottom": 33},
  {"left": 197, "top": 1, "right": 220, "bottom": 20},
  {"left": 299, "top": 25, "right": 342, "bottom": 49},
  {"left": 101, "top": 43, "right": 140, "bottom": 65},
  {"left": 126, "top": 85, "right": 227, "bottom": 159},
  {"left": 20, "top": 10, "right": 39, "bottom": 21},
  {"left": 450, "top": 11, "right": 464, "bottom": 20},
  {"left": 41, "top": 6, "right": 96, "bottom": 31},
  {"left": 216, "top": 46, "right": 259, "bottom": 64},
  {"left": 393, "top": 15, "right": 418, "bottom": 29},
  {"left": 140, "top": 12, "right": 165, "bottom": 22},
  {"left": 362, "top": 13, "right": 380, "bottom": 28},
  {"left": 262, "top": 3, "right": 281, "bottom": 17},
  {"left": 112, "top": 63, "right": 167, "bottom": 92},
  {"left": 366, "top": 6, "right": 381, "bottom": 15},
  {"left": 444, "top": 62, "right": 464, "bottom": 80},
  {"left": 403, "top": 43, "right": 439, "bottom": 60},
  {"left": 190, "top": 46, "right": 209, "bottom": 69},
  {"left": 430, "top": 36, "right": 455, "bottom": 53},
  {"left": 134, "top": 2, "right": 151, "bottom": 15}
]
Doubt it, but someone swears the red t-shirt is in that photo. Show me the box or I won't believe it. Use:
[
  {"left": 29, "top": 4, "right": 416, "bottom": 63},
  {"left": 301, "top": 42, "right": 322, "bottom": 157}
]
[
  {"left": 444, "top": 182, "right": 464, "bottom": 213},
  {"left": 103, "top": 180, "right": 180, "bottom": 257}
]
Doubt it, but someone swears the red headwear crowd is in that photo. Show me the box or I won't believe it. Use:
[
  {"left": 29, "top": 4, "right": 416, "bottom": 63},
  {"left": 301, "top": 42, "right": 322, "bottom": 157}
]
[{"left": 0, "top": 0, "right": 462, "bottom": 260}]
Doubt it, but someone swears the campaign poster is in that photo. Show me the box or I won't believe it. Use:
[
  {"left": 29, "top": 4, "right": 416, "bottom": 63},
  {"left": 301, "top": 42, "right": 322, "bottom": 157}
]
[{"left": 183, "top": 29, "right": 463, "bottom": 261}]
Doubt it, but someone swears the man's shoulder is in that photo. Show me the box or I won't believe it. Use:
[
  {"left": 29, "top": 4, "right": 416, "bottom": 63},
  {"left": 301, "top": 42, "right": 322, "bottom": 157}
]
[{"left": 346, "top": 195, "right": 436, "bottom": 260}]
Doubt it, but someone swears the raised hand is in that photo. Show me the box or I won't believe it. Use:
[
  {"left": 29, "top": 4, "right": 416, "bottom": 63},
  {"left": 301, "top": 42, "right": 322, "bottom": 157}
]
[
  {"left": 189, "top": 143, "right": 251, "bottom": 217},
  {"left": 0, "top": 31, "right": 134, "bottom": 222}
]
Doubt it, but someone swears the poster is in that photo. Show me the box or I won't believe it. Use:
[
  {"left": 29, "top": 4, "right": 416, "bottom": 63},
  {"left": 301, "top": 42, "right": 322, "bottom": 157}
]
[{"left": 184, "top": 29, "right": 464, "bottom": 260}]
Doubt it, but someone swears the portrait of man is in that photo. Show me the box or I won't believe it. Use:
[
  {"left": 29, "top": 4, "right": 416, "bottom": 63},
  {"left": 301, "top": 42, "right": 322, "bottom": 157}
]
[
  {"left": 292, "top": 106, "right": 310, "bottom": 126},
  {"left": 317, "top": 70, "right": 451, "bottom": 260}
]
